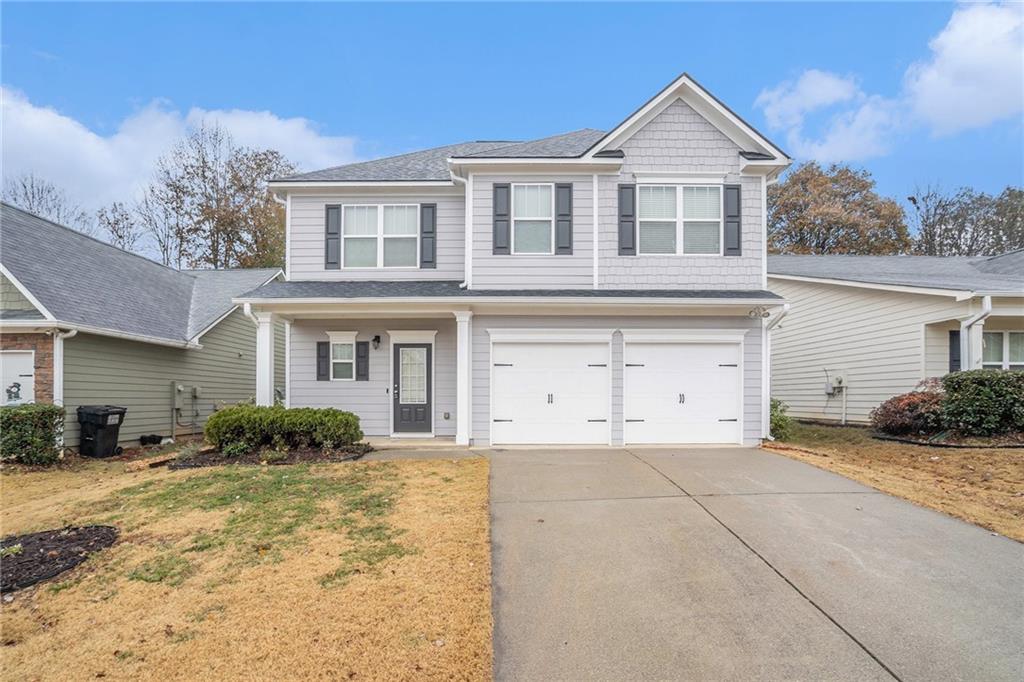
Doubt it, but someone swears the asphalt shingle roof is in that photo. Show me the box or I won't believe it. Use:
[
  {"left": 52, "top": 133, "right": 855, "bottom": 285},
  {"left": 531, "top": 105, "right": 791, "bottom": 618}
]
[
  {"left": 0, "top": 203, "right": 280, "bottom": 344},
  {"left": 239, "top": 280, "right": 781, "bottom": 301},
  {"left": 455, "top": 129, "right": 607, "bottom": 158},
  {"left": 768, "top": 254, "right": 1024, "bottom": 295}
]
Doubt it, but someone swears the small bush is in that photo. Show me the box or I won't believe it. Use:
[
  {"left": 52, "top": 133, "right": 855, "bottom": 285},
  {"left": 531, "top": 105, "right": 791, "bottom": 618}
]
[
  {"left": 204, "top": 405, "right": 363, "bottom": 455},
  {"left": 871, "top": 391, "right": 945, "bottom": 436},
  {"left": 0, "top": 403, "right": 65, "bottom": 465},
  {"left": 769, "top": 398, "right": 794, "bottom": 440},
  {"left": 942, "top": 370, "right": 1024, "bottom": 436}
]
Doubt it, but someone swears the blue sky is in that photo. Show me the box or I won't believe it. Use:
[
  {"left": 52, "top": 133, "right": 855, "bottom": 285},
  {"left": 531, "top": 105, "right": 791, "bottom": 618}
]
[{"left": 2, "top": 2, "right": 1021, "bottom": 214}]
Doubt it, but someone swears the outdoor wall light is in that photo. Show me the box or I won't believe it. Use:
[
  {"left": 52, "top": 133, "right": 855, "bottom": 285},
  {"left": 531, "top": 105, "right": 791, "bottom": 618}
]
[{"left": 372, "top": 335, "right": 382, "bottom": 350}]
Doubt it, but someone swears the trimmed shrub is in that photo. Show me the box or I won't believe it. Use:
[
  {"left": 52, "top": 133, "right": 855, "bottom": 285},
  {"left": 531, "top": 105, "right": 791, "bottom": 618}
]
[
  {"left": 204, "top": 405, "right": 363, "bottom": 455},
  {"left": 871, "top": 391, "right": 945, "bottom": 436},
  {"left": 941, "top": 369, "right": 1024, "bottom": 436},
  {"left": 769, "top": 398, "right": 794, "bottom": 440},
  {"left": 0, "top": 403, "right": 65, "bottom": 466}
]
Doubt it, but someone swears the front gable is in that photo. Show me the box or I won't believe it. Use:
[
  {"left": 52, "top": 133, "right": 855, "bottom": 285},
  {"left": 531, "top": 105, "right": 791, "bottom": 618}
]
[{"left": 618, "top": 98, "right": 742, "bottom": 174}]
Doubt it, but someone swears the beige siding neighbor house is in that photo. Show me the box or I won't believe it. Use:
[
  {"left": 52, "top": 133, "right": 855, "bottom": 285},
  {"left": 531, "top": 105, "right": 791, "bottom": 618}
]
[
  {"left": 0, "top": 203, "right": 284, "bottom": 449},
  {"left": 768, "top": 253, "right": 1024, "bottom": 425},
  {"left": 238, "top": 73, "right": 793, "bottom": 447}
]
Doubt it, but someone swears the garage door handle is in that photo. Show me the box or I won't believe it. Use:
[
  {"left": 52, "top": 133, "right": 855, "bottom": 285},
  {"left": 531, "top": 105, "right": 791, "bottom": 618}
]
[
  {"left": 587, "top": 363, "right": 607, "bottom": 367},
  {"left": 679, "top": 393, "right": 685, "bottom": 404},
  {"left": 547, "top": 393, "right": 553, "bottom": 404},
  {"left": 625, "top": 419, "right": 645, "bottom": 422},
  {"left": 719, "top": 363, "right": 738, "bottom": 367},
  {"left": 718, "top": 419, "right": 738, "bottom": 422},
  {"left": 625, "top": 363, "right": 644, "bottom": 367},
  {"left": 493, "top": 419, "right": 513, "bottom": 423},
  {"left": 587, "top": 419, "right": 607, "bottom": 423},
  {"left": 494, "top": 363, "right": 513, "bottom": 367}
]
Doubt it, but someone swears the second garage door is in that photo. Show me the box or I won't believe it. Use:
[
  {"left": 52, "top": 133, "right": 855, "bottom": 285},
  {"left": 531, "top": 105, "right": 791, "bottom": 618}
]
[
  {"left": 491, "top": 341, "right": 610, "bottom": 445},
  {"left": 624, "top": 341, "right": 742, "bottom": 444}
]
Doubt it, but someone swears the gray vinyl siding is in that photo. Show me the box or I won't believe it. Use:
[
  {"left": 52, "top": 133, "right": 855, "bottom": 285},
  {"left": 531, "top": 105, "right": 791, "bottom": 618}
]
[
  {"left": 0, "top": 273, "right": 35, "bottom": 310},
  {"left": 287, "top": 319, "right": 457, "bottom": 437},
  {"left": 62, "top": 309, "right": 281, "bottom": 447},
  {"left": 598, "top": 99, "right": 764, "bottom": 290},
  {"left": 287, "top": 192, "right": 465, "bottom": 281},
  {"left": 472, "top": 175, "right": 594, "bottom": 289},
  {"left": 471, "top": 315, "right": 764, "bottom": 446},
  {"left": 769, "top": 278, "right": 974, "bottom": 424}
]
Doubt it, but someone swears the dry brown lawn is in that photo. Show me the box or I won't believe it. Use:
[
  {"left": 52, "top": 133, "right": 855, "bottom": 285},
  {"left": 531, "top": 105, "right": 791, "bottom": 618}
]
[
  {"left": 767, "top": 423, "right": 1024, "bottom": 542},
  {"left": 1, "top": 456, "right": 492, "bottom": 681}
]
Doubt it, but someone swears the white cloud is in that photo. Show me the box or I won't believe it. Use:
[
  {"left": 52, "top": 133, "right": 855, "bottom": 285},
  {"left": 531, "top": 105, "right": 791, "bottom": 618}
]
[
  {"left": 904, "top": 2, "right": 1024, "bottom": 135},
  {"left": 0, "top": 87, "right": 357, "bottom": 212},
  {"left": 755, "top": 2, "right": 1024, "bottom": 162}
]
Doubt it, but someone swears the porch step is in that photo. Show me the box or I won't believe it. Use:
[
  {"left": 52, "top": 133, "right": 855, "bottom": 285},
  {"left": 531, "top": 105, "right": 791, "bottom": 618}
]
[{"left": 364, "top": 436, "right": 468, "bottom": 451}]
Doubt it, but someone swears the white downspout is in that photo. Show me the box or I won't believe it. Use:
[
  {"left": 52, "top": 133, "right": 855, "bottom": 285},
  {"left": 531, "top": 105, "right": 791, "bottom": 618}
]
[
  {"left": 960, "top": 295, "right": 992, "bottom": 370},
  {"left": 51, "top": 328, "right": 77, "bottom": 407},
  {"left": 450, "top": 170, "right": 471, "bottom": 289},
  {"left": 763, "top": 303, "right": 790, "bottom": 440}
]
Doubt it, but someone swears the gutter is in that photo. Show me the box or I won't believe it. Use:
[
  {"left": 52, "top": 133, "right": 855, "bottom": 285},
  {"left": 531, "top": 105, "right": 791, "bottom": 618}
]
[
  {"left": 232, "top": 295, "right": 785, "bottom": 307},
  {"left": 960, "top": 295, "right": 993, "bottom": 370},
  {"left": 0, "top": 320, "right": 199, "bottom": 349}
]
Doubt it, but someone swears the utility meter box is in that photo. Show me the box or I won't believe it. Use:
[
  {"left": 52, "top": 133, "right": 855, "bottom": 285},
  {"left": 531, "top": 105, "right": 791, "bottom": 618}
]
[
  {"left": 172, "top": 382, "right": 186, "bottom": 409},
  {"left": 824, "top": 371, "right": 849, "bottom": 395}
]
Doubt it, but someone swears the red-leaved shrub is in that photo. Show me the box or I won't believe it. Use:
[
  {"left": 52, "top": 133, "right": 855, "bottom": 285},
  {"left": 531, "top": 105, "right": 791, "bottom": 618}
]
[{"left": 870, "top": 391, "right": 945, "bottom": 436}]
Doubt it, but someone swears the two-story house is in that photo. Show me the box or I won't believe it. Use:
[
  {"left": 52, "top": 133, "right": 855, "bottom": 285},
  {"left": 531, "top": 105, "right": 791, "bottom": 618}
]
[{"left": 236, "top": 74, "right": 791, "bottom": 446}]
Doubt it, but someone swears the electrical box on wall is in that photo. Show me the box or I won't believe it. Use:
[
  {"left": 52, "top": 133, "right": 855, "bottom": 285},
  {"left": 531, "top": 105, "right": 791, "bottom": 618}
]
[
  {"left": 172, "top": 382, "right": 186, "bottom": 408},
  {"left": 824, "top": 370, "right": 848, "bottom": 395}
]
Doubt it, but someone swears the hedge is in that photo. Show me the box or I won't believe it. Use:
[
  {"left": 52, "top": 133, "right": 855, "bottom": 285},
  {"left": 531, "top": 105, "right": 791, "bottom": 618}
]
[
  {"left": 941, "top": 369, "right": 1024, "bottom": 436},
  {"left": 204, "top": 404, "right": 363, "bottom": 454},
  {"left": 870, "top": 391, "right": 945, "bottom": 436},
  {"left": 0, "top": 403, "right": 65, "bottom": 466},
  {"left": 769, "top": 398, "right": 794, "bottom": 440}
]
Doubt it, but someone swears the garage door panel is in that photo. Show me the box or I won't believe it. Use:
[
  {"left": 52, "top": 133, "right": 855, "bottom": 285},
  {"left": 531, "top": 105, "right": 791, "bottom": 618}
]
[
  {"left": 625, "top": 342, "right": 741, "bottom": 444},
  {"left": 492, "top": 341, "right": 610, "bottom": 445}
]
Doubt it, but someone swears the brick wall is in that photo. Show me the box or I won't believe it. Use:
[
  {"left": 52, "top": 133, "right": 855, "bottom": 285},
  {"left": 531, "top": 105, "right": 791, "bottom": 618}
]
[{"left": 1, "top": 332, "right": 54, "bottom": 403}]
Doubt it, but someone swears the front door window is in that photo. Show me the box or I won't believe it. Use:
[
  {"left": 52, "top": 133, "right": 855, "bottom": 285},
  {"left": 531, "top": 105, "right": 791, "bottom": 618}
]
[{"left": 400, "top": 347, "right": 427, "bottom": 404}]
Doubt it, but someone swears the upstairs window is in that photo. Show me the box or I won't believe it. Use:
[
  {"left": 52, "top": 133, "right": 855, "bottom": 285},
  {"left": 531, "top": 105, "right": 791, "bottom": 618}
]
[
  {"left": 342, "top": 204, "right": 419, "bottom": 268},
  {"left": 983, "top": 331, "right": 1024, "bottom": 370},
  {"left": 637, "top": 185, "right": 722, "bottom": 256},
  {"left": 512, "top": 184, "right": 554, "bottom": 254}
]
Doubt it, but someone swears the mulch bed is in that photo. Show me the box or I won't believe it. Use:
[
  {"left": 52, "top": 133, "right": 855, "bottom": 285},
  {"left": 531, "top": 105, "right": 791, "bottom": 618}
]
[
  {"left": 168, "top": 444, "right": 372, "bottom": 469},
  {"left": 1, "top": 526, "right": 119, "bottom": 594}
]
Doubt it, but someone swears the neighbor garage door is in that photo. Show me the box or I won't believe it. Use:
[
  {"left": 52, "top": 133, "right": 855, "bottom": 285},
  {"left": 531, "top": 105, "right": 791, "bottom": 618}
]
[
  {"left": 624, "top": 339, "right": 742, "bottom": 444},
  {"left": 491, "top": 340, "right": 610, "bottom": 445}
]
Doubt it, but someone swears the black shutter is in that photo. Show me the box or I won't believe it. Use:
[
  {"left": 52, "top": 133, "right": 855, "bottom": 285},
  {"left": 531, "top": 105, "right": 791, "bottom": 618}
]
[
  {"left": 493, "top": 183, "right": 511, "bottom": 255},
  {"left": 724, "top": 185, "right": 742, "bottom": 256},
  {"left": 325, "top": 205, "right": 341, "bottom": 269},
  {"left": 355, "top": 341, "right": 370, "bottom": 381},
  {"left": 420, "top": 203, "right": 436, "bottom": 269},
  {"left": 316, "top": 341, "right": 330, "bottom": 381},
  {"left": 948, "top": 330, "right": 961, "bottom": 373},
  {"left": 618, "top": 184, "right": 636, "bottom": 255},
  {"left": 555, "top": 183, "right": 573, "bottom": 255}
]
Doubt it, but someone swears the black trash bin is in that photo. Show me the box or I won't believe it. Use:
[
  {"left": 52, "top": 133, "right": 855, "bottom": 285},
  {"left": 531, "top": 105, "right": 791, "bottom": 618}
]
[{"left": 77, "top": 406, "right": 128, "bottom": 457}]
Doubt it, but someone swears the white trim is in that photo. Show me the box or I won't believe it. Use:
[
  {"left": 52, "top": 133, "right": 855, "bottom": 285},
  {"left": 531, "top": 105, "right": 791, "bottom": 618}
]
[
  {"left": 486, "top": 328, "right": 615, "bottom": 343},
  {"left": 454, "top": 311, "right": 473, "bottom": 445},
  {"left": 592, "top": 174, "right": 600, "bottom": 289},
  {"left": 284, "top": 321, "right": 291, "bottom": 408},
  {"left": 0, "top": 264, "right": 55, "bottom": 321},
  {"left": 636, "top": 184, "right": 724, "bottom": 257},
  {"left": 236, "top": 296, "right": 785, "bottom": 308},
  {"left": 767, "top": 273, "right": 970, "bottom": 299},
  {"left": 386, "top": 329, "right": 439, "bottom": 344},
  {"left": 621, "top": 332, "right": 745, "bottom": 446},
  {"left": 254, "top": 311, "right": 276, "bottom": 405},
  {"left": 340, "top": 203, "right": 420, "bottom": 269},
  {"left": 285, "top": 193, "right": 292, "bottom": 281},
  {"left": 621, "top": 329, "right": 749, "bottom": 344},
  {"left": 584, "top": 73, "right": 790, "bottom": 163},
  {"left": 980, "top": 329, "right": 1024, "bottom": 370},
  {"left": 448, "top": 157, "right": 622, "bottom": 166},
  {"left": 470, "top": 171, "right": 623, "bottom": 177},
  {"left": 268, "top": 180, "right": 455, "bottom": 189},
  {"left": 510, "top": 183, "right": 556, "bottom": 255},
  {"left": 51, "top": 329, "right": 76, "bottom": 407},
  {"left": 326, "top": 330, "right": 358, "bottom": 381},
  {"left": 0, "top": 320, "right": 200, "bottom": 349},
  {"left": 760, "top": 175, "right": 768, "bottom": 289},
  {"left": 387, "top": 330, "right": 437, "bottom": 438},
  {"left": 634, "top": 173, "right": 726, "bottom": 185}
]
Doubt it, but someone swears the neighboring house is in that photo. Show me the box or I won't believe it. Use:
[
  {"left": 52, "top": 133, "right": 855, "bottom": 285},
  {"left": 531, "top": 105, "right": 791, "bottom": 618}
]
[
  {"left": 235, "top": 73, "right": 792, "bottom": 446},
  {"left": 768, "top": 253, "right": 1024, "bottom": 424},
  {"left": 0, "top": 203, "right": 285, "bottom": 447}
]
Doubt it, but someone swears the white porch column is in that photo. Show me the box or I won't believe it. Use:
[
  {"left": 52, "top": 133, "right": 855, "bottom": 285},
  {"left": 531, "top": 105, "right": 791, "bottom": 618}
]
[
  {"left": 455, "top": 311, "right": 473, "bottom": 445},
  {"left": 255, "top": 311, "right": 276, "bottom": 406},
  {"left": 966, "top": 320, "right": 986, "bottom": 369}
]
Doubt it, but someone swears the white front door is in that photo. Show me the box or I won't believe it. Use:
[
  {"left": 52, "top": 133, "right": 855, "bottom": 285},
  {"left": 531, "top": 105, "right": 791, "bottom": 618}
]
[
  {"left": 624, "top": 342, "right": 742, "bottom": 444},
  {"left": 491, "top": 342, "right": 610, "bottom": 445},
  {"left": 1, "top": 351, "right": 35, "bottom": 405}
]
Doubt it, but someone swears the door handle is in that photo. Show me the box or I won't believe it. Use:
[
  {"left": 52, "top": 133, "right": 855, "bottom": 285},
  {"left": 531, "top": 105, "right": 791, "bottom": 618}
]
[
  {"left": 679, "top": 393, "right": 685, "bottom": 404},
  {"left": 547, "top": 393, "right": 554, "bottom": 404}
]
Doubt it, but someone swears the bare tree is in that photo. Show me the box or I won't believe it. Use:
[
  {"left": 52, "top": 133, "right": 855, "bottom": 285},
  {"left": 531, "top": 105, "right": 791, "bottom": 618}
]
[
  {"left": 910, "top": 186, "right": 1023, "bottom": 256},
  {"left": 135, "top": 185, "right": 184, "bottom": 267},
  {"left": 2, "top": 173, "right": 97, "bottom": 236},
  {"left": 96, "top": 201, "right": 142, "bottom": 251}
]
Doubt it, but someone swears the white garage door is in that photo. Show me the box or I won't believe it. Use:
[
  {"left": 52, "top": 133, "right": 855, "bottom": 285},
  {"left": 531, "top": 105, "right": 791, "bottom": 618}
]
[
  {"left": 625, "top": 342, "right": 742, "bottom": 444},
  {"left": 491, "top": 342, "right": 610, "bottom": 445}
]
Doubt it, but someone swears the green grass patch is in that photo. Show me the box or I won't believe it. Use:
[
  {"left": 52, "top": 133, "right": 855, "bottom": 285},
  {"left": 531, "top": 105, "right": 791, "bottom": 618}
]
[
  {"left": 128, "top": 555, "right": 194, "bottom": 586},
  {"left": 785, "top": 422, "right": 874, "bottom": 448}
]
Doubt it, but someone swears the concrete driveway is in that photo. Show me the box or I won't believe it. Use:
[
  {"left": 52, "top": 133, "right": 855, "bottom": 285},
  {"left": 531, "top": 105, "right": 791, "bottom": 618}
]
[{"left": 488, "top": 447, "right": 1023, "bottom": 681}]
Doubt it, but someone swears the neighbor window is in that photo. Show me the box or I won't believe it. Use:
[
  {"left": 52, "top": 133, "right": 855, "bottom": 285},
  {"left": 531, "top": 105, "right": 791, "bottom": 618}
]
[
  {"left": 512, "top": 184, "right": 553, "bottom": 254},
  {"left": 637, "top": 185, "right": 722, "bottom": 256},
  {"left": 982, "top": 331, "right": 1024, "bottom": 370},
  {"left": 327, "top": 331, "right": 357, "bottom": 380},
  {"left": 342, "top": 204, "right": 418, "bottom": 268}
]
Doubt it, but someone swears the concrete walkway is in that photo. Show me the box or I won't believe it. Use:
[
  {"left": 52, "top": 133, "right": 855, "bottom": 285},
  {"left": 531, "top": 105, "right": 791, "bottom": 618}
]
[{"left": 487, "top": 447, "right": 1023, "bottom": 681}]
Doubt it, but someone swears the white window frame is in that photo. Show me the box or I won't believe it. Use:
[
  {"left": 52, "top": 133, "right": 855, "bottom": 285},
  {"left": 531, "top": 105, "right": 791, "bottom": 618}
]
[
  {"left": 637, "top": 184, "right": 724, "bottom": 257},
  {"left": 341, "top": 204, "right": 420, "bottom": 269},
  {"left": 511, "top": 183, "right": 555, "bottom": 255},
  {"left": 326, "top": 331, "right": 358, "bottom": 381},
  {"left": 982, "top": 330, "right": 1024, "bottom": 370}
]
